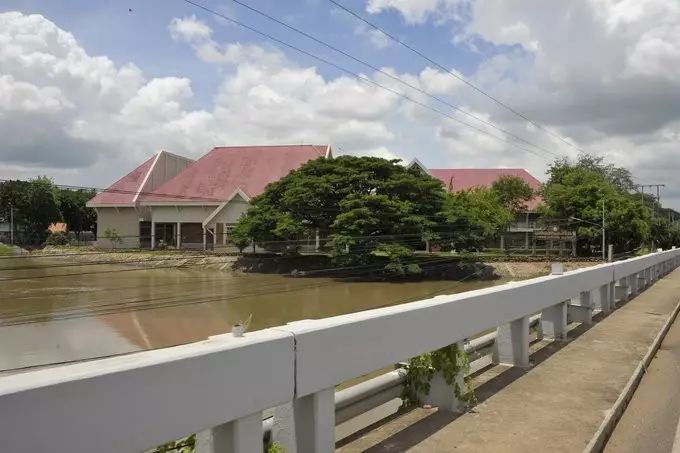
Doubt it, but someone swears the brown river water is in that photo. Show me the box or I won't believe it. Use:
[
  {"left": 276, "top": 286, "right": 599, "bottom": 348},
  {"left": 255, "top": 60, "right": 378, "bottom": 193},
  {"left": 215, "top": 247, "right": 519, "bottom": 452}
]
[{"left": 0, "top": 256, "right": 504, "bottom": 372}]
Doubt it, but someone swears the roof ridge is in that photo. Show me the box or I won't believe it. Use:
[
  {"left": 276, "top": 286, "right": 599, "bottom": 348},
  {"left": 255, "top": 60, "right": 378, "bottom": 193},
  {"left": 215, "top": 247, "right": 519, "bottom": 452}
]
[{"left": 211, "top": 144, "right": 329, "bottom": 149}]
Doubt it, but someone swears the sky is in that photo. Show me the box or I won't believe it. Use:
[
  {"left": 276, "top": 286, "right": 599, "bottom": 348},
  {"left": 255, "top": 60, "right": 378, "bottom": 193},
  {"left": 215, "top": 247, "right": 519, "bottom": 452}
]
[{"left": 1, "top": 0, "right": 680, "bottom": 207}]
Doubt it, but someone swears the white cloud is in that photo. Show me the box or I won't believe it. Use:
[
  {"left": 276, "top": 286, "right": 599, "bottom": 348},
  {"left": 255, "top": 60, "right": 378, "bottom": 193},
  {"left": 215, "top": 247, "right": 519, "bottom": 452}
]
[
  {"left": 354, "top": 24, "right": 392, "bottom": 49},
  {"left": 366, "top": 0, "right": 465, "bottom": 24},
  {"left": 169, "top": 15, "right": 212, "bottom": 42}
]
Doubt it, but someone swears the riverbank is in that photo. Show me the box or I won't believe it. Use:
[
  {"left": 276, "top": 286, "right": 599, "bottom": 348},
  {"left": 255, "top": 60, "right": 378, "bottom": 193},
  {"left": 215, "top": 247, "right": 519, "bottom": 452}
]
[{"left": 25, "top": 247, "right": 598, "bottom": 280}]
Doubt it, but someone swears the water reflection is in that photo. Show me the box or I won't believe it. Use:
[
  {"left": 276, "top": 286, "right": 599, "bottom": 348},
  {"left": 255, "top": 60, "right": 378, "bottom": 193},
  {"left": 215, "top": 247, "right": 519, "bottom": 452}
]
[{"left": 0, "top": 257, "right": 504, "bottom": 371}]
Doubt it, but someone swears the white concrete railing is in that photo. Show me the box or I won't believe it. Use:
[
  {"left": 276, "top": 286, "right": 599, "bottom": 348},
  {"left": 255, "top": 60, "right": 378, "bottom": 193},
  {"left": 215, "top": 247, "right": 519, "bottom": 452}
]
[{"left": 1, "top": 248, "right": 679, "bottom": 453}]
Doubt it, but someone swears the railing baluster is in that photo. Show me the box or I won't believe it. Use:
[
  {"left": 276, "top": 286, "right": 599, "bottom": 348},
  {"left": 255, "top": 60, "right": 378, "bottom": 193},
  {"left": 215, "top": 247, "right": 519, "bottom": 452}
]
[
  {"left": 294, "top": 388, "right": 335, "bottom": 453},
  {"left": 196, "top": 412, "right": 262, "bottom": 453}
]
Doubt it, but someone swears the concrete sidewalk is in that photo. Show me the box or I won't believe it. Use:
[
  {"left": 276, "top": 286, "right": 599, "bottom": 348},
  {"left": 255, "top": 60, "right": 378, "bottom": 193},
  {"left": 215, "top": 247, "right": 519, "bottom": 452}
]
[
  {"left": 604, "top": 284, "right": 680, "bottom": 453},
  {"left": 338, "top": 268, "right": 680, "bottom": 452}
]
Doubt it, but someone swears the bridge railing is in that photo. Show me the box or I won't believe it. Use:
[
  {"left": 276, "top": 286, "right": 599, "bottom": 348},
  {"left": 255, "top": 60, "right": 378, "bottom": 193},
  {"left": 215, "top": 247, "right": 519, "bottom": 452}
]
[{"left": 1, "top": 249, "right": 679, "bottom": 453}]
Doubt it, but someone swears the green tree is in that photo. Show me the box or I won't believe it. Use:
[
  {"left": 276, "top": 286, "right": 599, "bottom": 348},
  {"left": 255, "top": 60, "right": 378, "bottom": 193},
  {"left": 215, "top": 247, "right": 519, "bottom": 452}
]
[
  {"left": 542, "top": 159, "right": 650, "bottom": 255},
  {"left": 59, "top": 188, "right": 97, "bottom": 236},
  {"left": 235, "top": 156, "right": 447, "bottom": 271},
  {"left": 491, "top": 175, "right": 535, "bottom": 213},
  {"left": 439, "top": 188, "right": 513, "bottom": 251},
  {"left": 104, "top": 228, "right": 123, "bottom": 249},
  {"left": 24, "top": 177, "right": 61, "bottom": 242}
]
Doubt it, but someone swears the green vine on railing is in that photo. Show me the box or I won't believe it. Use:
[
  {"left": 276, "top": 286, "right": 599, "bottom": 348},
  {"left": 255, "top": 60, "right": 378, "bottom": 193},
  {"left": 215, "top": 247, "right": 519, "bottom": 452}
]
[{"left": 401, "top": 343, "right": 475, "bottom": 408}]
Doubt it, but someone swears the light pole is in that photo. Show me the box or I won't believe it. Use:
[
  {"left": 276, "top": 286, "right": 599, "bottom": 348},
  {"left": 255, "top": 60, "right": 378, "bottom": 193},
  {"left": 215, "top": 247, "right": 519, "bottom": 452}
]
[
  {"left": 9, "top": 204, "right": 14, "bottom": 246},
  {"left": 570, "top": 205, "right": 606, "bottom": 261}
]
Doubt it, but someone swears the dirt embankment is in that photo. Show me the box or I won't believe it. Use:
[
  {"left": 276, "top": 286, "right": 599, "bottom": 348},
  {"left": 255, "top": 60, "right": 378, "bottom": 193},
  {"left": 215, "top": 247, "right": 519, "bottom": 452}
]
[
  {"left": 29, "top": 247, "right": 598, "bottom": 279},
  {"left": 487, "top": 261, "right": 597, "bottom": 279},
  {"left": 28, "top": 247, "right": 239, "bottom": 270}
]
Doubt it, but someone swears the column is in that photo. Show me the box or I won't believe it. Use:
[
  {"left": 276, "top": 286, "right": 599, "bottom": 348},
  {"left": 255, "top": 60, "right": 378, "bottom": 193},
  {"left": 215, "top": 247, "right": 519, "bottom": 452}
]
[
  {"left": 597, "top": 284, "right": 611, "bottom": 312},
  {"left": 294, "top": 387, "right": 335, "bottom": 453},
  {"left": 541, "top": 301, "right": 567, "bottom": 340},
  {"left": 176, "top": 222, "right": 181, "bottom": 249},
  {"left": 628, "top": 274, "right": 638, "bottom": 295},
  {"left": 419, "top": 341, "right": 466, "bottom": 412},
  {"left": 202, "top": 228, "right": 207, "bottom": 251},
  {"left": 525, "top": 231, "right": 529, "bottom": 249},
  {"left": 315, "top": 228, "right": 320, "bottom": 252},
  {"left": 493, "top": 316, "right": 530, "bottom": 367},
  {"left": 568, "top": 290, "right": 593, "bottom": 325},
  {"left": 615, "top": 277, "right": 629, "bottom": 302},
  {"left": 150, "top": 220, "right": 155, "bottom": 249},
  {"left": 195, "top": 413, "right": 262, "bottom": 453}
]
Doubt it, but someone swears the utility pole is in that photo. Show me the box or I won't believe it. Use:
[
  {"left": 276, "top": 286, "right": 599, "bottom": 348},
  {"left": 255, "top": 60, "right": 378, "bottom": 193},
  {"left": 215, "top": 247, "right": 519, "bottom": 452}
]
[
  {"left": 635, "top": 184, "right": 665, "bottom": 208},
  {"left": 602, "top": 199, "right": 606, "bottom": 261},
  {"left": 9, "top": 204, "right": 14, "bottom": 245}
]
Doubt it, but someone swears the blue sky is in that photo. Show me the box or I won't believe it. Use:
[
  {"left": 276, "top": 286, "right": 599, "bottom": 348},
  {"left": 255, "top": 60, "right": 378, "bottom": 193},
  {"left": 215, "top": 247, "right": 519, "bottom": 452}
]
[
  {"left": 1, "top": 0, "right": 498, "bottom": 108},
  {"left": 2, "top": 0, "right": 680, "bottom": 207}
]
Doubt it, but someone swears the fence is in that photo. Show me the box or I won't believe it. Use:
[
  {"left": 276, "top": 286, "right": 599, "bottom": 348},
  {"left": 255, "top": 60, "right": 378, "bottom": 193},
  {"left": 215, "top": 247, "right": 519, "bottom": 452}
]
[{"left": 1, "top": 249, "right": 679, "bottom": 452}]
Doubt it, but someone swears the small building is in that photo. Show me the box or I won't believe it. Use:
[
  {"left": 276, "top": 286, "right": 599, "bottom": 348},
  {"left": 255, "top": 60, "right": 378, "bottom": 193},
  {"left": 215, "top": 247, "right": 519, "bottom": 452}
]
[
  {"left": 408, "top": 160, "right": 544, "bottom": 250},
  {"left": 87, "top": 145, "right": 332, "bottom": 249}
]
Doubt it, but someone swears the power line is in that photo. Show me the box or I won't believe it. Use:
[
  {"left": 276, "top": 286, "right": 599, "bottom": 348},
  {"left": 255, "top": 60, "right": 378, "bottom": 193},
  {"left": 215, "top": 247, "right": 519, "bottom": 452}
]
[
  {"left": 221, "top": 0, "right": 558, "bottom": 160},
  {"left": 181, "top": 0, "right": 550, "bottom": 161},
  {"left": 327, "top": 0, "right": 584, "bottom": 154}
]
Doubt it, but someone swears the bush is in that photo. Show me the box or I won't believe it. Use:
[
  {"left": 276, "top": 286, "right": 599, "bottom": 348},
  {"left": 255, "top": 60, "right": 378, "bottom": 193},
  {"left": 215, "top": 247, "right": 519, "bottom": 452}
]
[{"left": 44, "top": 231, "right": 76, "bottom": 246}]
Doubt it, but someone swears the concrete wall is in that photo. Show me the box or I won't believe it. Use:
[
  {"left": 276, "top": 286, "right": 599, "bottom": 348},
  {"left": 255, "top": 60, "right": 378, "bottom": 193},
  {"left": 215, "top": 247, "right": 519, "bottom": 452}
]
[
  {"left": 95, "top": 207, "right": 140, "bottom": 248},
  {"left": 207, "top": 194, "right": 250, "bottom": 226},
  {"left": 150, "top": 206, "right": 218, "bottom": 224}
]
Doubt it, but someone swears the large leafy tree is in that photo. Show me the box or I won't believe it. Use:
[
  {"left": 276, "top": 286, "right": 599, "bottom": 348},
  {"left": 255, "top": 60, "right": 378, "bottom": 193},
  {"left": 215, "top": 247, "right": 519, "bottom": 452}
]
[
  {"left": 542, "top": 157, "right": 650, "bottom": 254},
  {"left": 58, "top": 188, "right": 97, "bottom": 235},
  {"left": 232, "top": 156, "right": 447, "bottom": 271},
  {"left": 439, "top": 188, "right": 513, "bottom": 251},
  {"left": 491, "top": 175, "right": 535, "bottom": 213},
  {"left": 0, "top": 177, "right": 61, "bottom": 243}
]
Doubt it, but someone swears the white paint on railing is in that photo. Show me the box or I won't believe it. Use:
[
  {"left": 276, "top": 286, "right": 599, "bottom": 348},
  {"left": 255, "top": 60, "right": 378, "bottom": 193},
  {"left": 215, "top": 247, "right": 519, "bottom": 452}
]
[
  {"left": 0, "top": 329, "right": 295, "bottom": 453},
  {"left": 0, "top": 249, "right": 679, "bottom": 453}
]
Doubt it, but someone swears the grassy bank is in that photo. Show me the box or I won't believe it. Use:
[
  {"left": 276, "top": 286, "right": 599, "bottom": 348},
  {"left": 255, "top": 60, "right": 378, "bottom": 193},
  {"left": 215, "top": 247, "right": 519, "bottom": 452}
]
[{"left": 0, "top": 244, "right": 13, "bottom": 256}]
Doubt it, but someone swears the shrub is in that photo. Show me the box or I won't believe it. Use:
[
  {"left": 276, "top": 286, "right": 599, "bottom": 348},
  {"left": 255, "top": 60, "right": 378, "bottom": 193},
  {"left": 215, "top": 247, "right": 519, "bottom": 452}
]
[{"left": 44, "top": 231, "right": 76, "bottom": 246}]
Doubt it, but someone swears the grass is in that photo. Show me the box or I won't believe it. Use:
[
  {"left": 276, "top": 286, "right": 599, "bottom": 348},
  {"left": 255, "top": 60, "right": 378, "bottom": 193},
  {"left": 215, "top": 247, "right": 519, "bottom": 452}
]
[{"left": 0, "top": 244, "right": 14, "bottom": 256}]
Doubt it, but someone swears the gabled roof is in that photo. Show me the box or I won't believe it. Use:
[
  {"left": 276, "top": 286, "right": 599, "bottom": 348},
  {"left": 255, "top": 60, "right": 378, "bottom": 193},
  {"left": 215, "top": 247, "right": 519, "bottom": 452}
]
[
  {"left": 87, "top": 150, "right": 194, "bottom": 207},
  {"left": 429, "top": 168, "right": 543, "bottom": 210},
  {"left": 139, "top": 145, "right": 330, "bottom": 204},
  {"left": 87, "top": 154, "right": 157, "bottom": 206}
]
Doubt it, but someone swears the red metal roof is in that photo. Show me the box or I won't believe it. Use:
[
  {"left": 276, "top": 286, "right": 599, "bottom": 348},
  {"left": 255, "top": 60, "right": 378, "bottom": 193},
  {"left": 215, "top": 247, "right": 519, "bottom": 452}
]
[
  {"left": 429, "top": 168, "right": 543, "bottom": 210},
  {"left": 140, "top": 145, "right": 329, "bottom": 203},
  {"left": 88, "top": 155, "right": 156, "bottom": 206}
]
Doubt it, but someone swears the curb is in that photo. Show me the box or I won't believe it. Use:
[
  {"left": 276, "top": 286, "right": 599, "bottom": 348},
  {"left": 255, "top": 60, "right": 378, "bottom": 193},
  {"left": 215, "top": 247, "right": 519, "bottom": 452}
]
[{"left": 583, "top": 292, "right": 680, "bottom": 453}]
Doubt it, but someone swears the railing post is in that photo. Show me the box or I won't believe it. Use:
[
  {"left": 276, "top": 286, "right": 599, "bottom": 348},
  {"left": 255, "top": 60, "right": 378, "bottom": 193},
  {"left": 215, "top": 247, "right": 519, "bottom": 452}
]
[
  {"left": 195, "top": 412, "right": 263, "bottom": 453},
  {"left": 627, "top": 274, "right": 639, "bottom": 296},
  {"left": 541, "top": 301, "right": 567, "bottom": 340},
  {"left": 419, "top": 341, "right": 466, "bottom": 412},
  {"left": 596, "top": 284, "right": 611, "bottom": 312},
  {"left": 294, "top": 387, "right": 335, "bottom": 452},
  {"left": 272, "top": 403, "right": 296, "bottom": 453},
  {"left": 494, "top": 316, "right": 530, "bottom": 367},
  {"left": 568, "top": 290, "right": 593, "bottom": 325}
]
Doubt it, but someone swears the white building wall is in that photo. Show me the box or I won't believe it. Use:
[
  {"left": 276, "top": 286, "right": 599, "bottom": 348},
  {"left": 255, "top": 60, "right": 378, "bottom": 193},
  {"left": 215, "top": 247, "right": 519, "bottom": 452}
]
[
  {"left": 150, "top": 206, "right": 218, "bottom": 224},
  {"left": 207, "top": 195, "right": 250, "bottom": 226},
  {"left": 95, "top": 207, "right": 140, "bottom": 249}
]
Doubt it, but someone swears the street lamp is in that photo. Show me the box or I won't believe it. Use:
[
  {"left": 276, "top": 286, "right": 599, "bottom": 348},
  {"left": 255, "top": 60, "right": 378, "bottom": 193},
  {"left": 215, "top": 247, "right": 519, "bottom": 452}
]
[{"left": 570, "top": 200, "right": 606, "bottom": 261}]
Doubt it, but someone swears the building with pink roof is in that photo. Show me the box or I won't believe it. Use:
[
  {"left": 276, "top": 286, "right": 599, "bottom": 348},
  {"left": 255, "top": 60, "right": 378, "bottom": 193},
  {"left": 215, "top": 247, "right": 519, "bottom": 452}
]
[
  {"left": 408, "top": 159, "right": 545, "bottom": 250},
  {"left": 88, "top": 145, "right": 331, "bottom": 249}
]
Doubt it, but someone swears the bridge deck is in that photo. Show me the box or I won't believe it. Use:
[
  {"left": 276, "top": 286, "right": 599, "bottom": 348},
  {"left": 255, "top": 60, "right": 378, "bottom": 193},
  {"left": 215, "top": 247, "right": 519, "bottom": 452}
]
[{"left": 338, "top": 268, "right": 680, "bottom": 452}]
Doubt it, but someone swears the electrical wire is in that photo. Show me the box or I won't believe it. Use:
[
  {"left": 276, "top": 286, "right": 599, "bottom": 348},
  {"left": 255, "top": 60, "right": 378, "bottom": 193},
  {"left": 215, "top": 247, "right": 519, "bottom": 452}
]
[
  {"left": 222, "top": 0, "right": 558, "bottom": 160},
  {"left": 181, "top": 0, "right": 550, "bottom": 161},
  {"left": 327, "top": 0, "right": 585, "bottom": 154}
]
